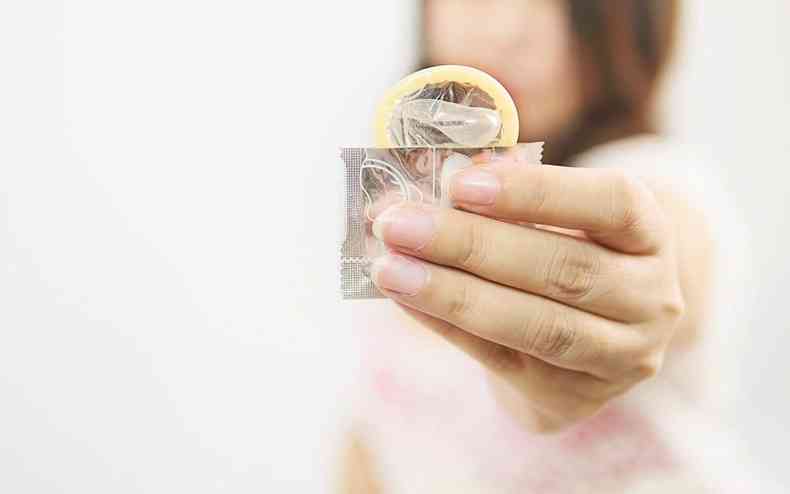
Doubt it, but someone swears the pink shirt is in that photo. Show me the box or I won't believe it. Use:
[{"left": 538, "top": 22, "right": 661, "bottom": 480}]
[{"left": 351, "top": 306, "right": 710, "bottom": 493}]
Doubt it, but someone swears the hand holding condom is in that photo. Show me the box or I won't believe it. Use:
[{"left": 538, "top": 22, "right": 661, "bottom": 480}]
[{"left": 342, "top": 66, "right": 685, "bottom": 432}]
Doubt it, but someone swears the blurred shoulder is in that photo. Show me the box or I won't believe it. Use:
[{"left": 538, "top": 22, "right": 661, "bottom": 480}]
[
  {"left": 575, "top": 135, "right": 756, "bottom": 417},
  {"left": 571, "top": 134, "right": 685, "bottom": 166},
  {"left": 573, "top": 135, "right": 752, "bottom": 382},
  {"left": 570, "top": 134, "right": 731, "bottom": 219},
  {"left": 572, "top": 134, "right": 715, "bottom": 184}
]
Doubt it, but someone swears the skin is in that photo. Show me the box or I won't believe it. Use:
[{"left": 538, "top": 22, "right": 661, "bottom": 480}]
[
  {"left": 424, "top": 0, "right": 586, "bottom": 141},
  {"left": 338, "top": 0, "right": 715, "bottom": 489},
  {"left": 371, "top": 161, "right": 697, "bottom": 432}
]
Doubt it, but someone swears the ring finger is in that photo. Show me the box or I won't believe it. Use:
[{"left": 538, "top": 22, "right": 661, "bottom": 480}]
[
  {"left": 373, "top": 203, "right": 659, "bottom": 322},
  {"left": 370, "top": 253, "right": 643, "bottom": 379}
]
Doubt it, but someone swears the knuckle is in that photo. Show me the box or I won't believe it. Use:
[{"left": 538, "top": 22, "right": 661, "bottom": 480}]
[
  {"left": 626, "top": 348, "right": 665, "bottom": 382},
  {"left": 639, "top": 258, "right": 686, "bottom": 322},
  {"left": 609, "top": 329, "right": 666, "bottom": 382},
  {"left": 600, "top": 333, "right": 664, "bottom": 384},
  {"left": 482, "top": 345, "right": 525, "bottom": 373},
  {"left": 609, "top": 171, "right": 648, "bottom": 234},
  {"left": 544, "top": 241, "right": 600, "bottom": 301},
  {"left": 660, "top": 290, "right": 686, "bottom": 322},
  {"left": 445, "top": 281, "right": 477, "bottom": 323},
  {"left": 528, "top": 171, "right": 551, "bottom": 215},
  {"left": 521, "top": 310, "right": 577, "bottom": 360},
  {"left": 634, "top": 353, "right": 664, "bottom": 380},
  {"left": 454, "top": 220, "right": 490, "bottom": 272},
  {"left": 643, "top": 281, "right": 686, "bottom": 323}
]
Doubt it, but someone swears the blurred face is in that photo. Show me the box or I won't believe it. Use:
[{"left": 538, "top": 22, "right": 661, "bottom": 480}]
[{"left": 425, "top": 0, "right": 584, "bottom": 142}]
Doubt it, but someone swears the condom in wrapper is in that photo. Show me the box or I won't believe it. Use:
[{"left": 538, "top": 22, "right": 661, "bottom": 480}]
[
  {"left": 341, "top": 65, "right": 542, "bottom": 299},
  {"left": 341, "top": 144, "right": 543, "bottom": 299}
]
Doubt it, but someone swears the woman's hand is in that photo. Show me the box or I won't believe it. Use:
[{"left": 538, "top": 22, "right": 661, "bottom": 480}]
[{"left": 370, "top": 159, "right": 686, "bottom": 432}]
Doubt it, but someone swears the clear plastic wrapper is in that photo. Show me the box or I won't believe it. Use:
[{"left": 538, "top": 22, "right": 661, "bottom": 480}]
[{"left": 340, "top": 143, "right": 543, "bottom": 299}]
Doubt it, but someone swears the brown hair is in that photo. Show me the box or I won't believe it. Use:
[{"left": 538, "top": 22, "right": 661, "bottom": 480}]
[
  {"left": 420, "top": 0, "right": 679, "bottom": 164},
  {"left": 551, "top": 0, "right": 680, "bottom": 163}
]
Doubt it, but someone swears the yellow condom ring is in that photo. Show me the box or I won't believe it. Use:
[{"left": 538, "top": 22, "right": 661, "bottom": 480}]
[{"left": 374, "top": 65, "right": 519, "bottom": 148}]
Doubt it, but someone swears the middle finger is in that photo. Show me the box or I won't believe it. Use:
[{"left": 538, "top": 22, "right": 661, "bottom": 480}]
[
  {"left": 371, "top": 252, "right": 639, "bottom": 378},
  {"left": 373, "top": 202, "right": 650, "bottom": 322}
]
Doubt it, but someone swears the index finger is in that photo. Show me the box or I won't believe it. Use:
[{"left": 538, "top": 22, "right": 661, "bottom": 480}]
[{"left": 449, "top": 161, "right": 667, "bottom": 254}]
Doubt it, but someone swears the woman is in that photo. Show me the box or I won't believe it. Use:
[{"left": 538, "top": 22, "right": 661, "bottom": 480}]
[{"left": 338, "top": 1, "right": 748, "bottom": 492}]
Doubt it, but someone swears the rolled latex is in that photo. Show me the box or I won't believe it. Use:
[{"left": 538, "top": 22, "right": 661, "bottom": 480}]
[{"left": 375, "top": 65, "right": 520, "bottom": 148}]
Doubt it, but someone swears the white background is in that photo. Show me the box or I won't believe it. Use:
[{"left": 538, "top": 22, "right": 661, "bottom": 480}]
[
  {"left": 665, "top": 1, "right": 790, "bottom": 482},
  {"left": 0, "top": 1, "right": 788, "bottom": 491}
]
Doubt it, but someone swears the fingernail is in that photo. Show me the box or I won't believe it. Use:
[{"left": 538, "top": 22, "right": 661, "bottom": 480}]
[
  {"left": 450, "top": 168, "right": 501, "bottom": 205},
  {"left": 372, "top": 205, "right": 436, "bottom": 250},
  {"left": 370, "top": 255, "right": 428, "bottom": 296}
]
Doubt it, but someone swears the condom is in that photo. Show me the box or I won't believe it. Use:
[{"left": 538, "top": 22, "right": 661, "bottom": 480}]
[
  {"left": 341, "top": 66, "right": 539, "bottom": 299},
  {"left": 375, "top": 65, "right": 520, "bottom": 148}
]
